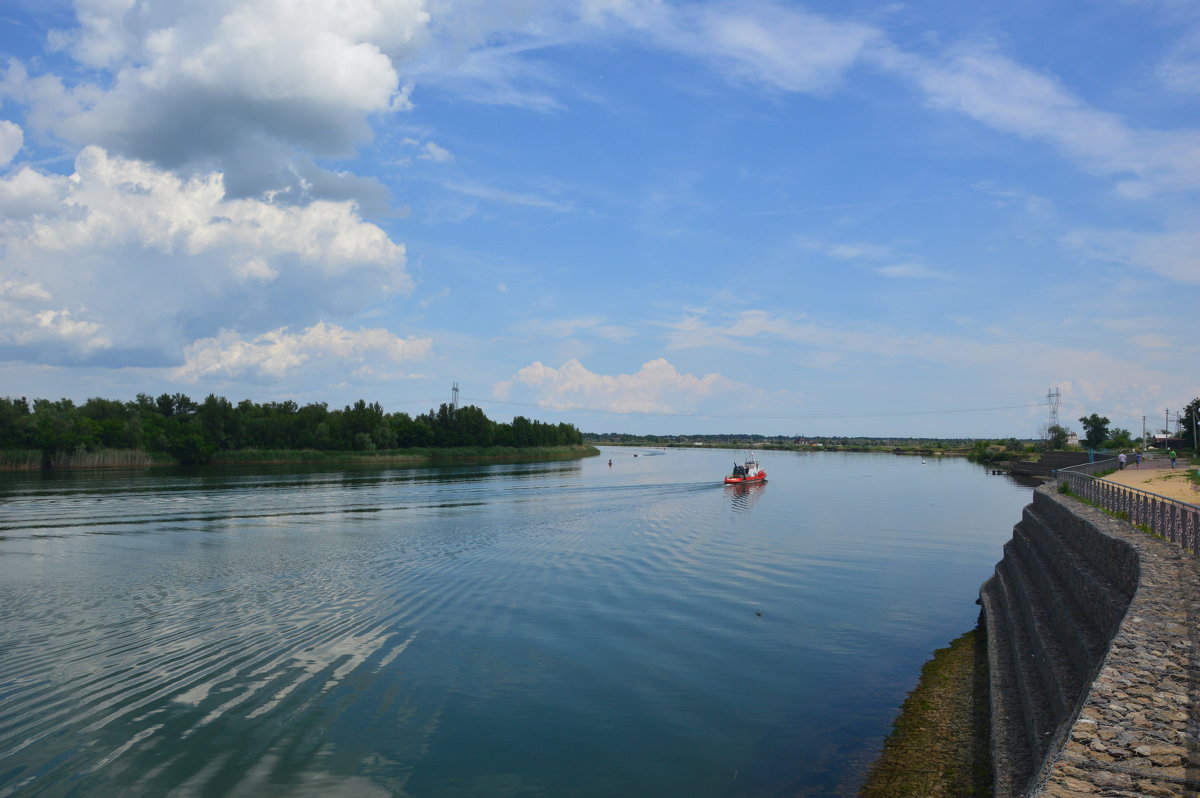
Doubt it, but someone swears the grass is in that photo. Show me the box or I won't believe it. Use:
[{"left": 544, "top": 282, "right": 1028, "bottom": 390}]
[
  {"left": 209, "top": 445, "right": 598, "bottom": 465},
  {"left": 1058, "top": 482, "right": 1173, "bottom": 542},
  {"left": 859, "top": 628, "right": 992, "bottom": 797}
]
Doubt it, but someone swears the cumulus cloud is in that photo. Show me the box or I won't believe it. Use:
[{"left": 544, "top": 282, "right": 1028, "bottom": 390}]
[
  {"left": 4, "top": 0, "right": 431, "bottom": 196},
  {"left": 176, "top": 322, "right": 432, "bottom": 380},
  {"left": 0, "top": 147, "right": 410, "bottom": 366},
  {"left": 494, "top": 357, "right": 735, "bottom": 413},
  {"left": 0, "top": 305, "right": 111, "bottom": 356},
  {"left": 0, "top": 120, "right": 22, "bottom": 167}
]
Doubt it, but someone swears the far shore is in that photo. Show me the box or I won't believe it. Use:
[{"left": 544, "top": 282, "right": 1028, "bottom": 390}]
[{"left": 0, "top": 445, "right": 600, "bottom": 472}]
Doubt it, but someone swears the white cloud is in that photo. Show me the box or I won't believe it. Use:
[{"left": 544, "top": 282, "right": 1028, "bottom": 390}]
[
  {"left": 873, "top": 44, "right": 1200, "bottom": 196},
  {"left": 0, "top": 281, "right": 51, "bottom": 301},
  {"left": 588, "top": 1, "right": 878, "bottom": 94},
  {"left": 1158, "top": 29, "right": 1200, "bottom": 93},
  {"left": 875, "top": 263, "right": 946, "bottom": 279},
  {"left": 0, "top": 304, "right": 111, "bottom": 355},
  {"left": 5, "top": 0, "right": 431, "bottom": 196},
  {"left": 494, "top": 357, "right": 735, "bottom": 413},
  {"left": 443, "top": 180, "right": 573, "bottom": 212},
  {"left": 0, "top": 120, "right": 22, "bottom": 167},
  {"left": 824, "top": 241, "right": 893, "bottom": 260},
  {"left": 511, "top": 316, "right": 634, "bottom": 343},
  {"left": 1062, "top": 225, "right": 1200, "bottom": 284},
  {"left": 420, "top": 141, "right": 454, "bottom": 162},
  {"left": 176, "top": 321, "right": 432, "bottom": 380},
  {"left": 1130, "top": 333, "right": 1172, "bottom": 349},
  {"left": 0, "top": 147, "right": 410, "bottom": 365}
]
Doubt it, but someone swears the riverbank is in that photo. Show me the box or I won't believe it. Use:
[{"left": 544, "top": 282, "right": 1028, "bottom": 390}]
[
  {"left": 859, "top": 628, "right": 992, "bottom": 797},
  {"left": 0, "top": 445, "right": 600, "bottom": 471}
]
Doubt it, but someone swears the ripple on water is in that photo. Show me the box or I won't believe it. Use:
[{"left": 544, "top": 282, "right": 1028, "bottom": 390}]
[{"left": 0, "top": 452, "right": 1033, "bottom": 797}]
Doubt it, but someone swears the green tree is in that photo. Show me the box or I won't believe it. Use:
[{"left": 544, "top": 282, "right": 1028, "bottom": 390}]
[
  {"left": 1182, "top": 397, "right": 1200, "bottom": 452},
  {"left": 1107, "top": 428, "right": 1134, "bottom": 449},
  {"left": 1078, "top": 413, "right": 1111, "bottom": 449},
  {"left": 0, "top": 397, "right": 33, "bottom": 448},
  {"left": 1043, "top": 424, "right": 1070, "bottom": 450}
]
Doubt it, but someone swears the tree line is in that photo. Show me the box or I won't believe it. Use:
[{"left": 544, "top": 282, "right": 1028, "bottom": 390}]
[{"left": 0, "top": 394, "right": 583, "bottom": 465}]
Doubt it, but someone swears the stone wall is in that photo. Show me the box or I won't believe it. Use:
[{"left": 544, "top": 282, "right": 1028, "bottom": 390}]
[{"left": 979, "top": 484, "right": 1199, "bottom": 797}]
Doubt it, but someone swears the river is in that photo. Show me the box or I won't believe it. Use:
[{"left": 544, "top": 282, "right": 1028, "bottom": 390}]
[{"left": 0, "top": 447, "right": 1032, "bottom": 797}]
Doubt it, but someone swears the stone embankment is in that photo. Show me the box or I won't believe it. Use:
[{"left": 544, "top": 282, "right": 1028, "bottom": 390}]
[{"left": 979, "top": 485, "right": 1199, "bottom": 797}]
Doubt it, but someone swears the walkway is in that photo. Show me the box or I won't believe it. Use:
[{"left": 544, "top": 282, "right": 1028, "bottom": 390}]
[{"left": 1100, "top": 458, "right": 1199, "bottom": 506}]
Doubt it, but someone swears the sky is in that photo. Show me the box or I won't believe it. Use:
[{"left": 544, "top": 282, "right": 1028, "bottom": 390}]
[{"left": 0, "top": 0, "right": 1197, "bottom": 438}]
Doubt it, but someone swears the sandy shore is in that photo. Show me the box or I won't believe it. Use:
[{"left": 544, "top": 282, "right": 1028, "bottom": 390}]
[{"left": 1099, "top": 459, "right": 1199, "bottom": 504}]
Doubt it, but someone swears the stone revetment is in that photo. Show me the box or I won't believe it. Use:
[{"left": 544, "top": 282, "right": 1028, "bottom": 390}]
[{"left": 979, "top": 484, "right": 1199, "bottom": 797}]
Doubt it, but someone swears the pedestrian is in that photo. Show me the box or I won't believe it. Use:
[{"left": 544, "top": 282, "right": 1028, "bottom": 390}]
[
  {"left": 1134, "top": 451, "right": 1141, "bottom": 469},
  {"left": 1118, "top": 452, "right": 1126, "bottom": 469},
  {"left": 1168, "top": 448, "right": 1177, "bottom": 468}
]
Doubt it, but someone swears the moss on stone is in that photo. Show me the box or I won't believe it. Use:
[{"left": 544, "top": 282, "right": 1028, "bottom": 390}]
[{"left": 859, "top": 627, "right": 992, "bottom": 797}]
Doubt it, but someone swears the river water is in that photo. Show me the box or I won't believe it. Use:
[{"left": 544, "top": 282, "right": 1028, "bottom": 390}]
[{"left": 0, "top": 447, "right": 1032, "bottom": 797}]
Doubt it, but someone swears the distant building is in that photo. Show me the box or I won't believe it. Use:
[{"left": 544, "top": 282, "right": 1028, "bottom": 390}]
[{"left": 1066, "top": 432, "right": 1080, "bottom": 447}]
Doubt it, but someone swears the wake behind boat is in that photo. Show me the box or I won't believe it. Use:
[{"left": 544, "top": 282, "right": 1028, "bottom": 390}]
[{"left": 724, "top": 452, "right": 766, "bottom": 484}]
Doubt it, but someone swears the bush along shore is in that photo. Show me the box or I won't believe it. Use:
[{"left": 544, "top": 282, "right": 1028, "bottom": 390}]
[{"left": 0, "top": 393, "right": 592, "bottom": 469}]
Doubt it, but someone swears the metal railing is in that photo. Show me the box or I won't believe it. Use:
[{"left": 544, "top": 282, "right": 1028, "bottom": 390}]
[{"left": 1056, "top": 459, "right": 1199, "bottom": 555}]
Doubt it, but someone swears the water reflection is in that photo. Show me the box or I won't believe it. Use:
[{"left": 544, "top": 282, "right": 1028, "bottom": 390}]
[{"left": 724, "top": 480, "right": 766, "bottom": 511}]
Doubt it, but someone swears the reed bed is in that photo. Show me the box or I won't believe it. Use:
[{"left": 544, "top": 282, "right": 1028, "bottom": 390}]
[
  {"left": 47, "top": 449, "right": 158, "bottom": 469},
  {"left": 1, "top": 445, "right": 599, "bottom": 470},
  {"left": 211, "top": 445, "right": 597, "bottom": 465},
  {"left": 0, "top": 450, "right": 43, "bottom": 470}
]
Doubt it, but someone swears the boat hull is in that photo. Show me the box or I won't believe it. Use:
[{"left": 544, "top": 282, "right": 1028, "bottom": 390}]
[{"left": 723, "top": 473, "right": 766, "bottom": 484}]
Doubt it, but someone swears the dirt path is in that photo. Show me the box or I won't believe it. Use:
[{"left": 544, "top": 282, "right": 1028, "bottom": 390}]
[{"left": 1099, "top": 459, "right": 1199, "bottom": 504}]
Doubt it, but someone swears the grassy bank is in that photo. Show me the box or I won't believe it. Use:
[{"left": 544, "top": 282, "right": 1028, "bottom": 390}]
[
  {"left": 0, "top": 445, "right": 599, "bottom": 470},
  {"left": 859, "top": 627, "right": 991, "bottom": 797}
]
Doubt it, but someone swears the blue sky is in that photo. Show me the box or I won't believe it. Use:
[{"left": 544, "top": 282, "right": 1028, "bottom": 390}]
[{"left": 0, "top": 0, "right": 1197, "bottom": 438}]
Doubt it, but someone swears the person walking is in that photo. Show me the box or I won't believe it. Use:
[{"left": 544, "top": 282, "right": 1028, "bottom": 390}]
[
  {"left": 1118, "top": 452, "right": 1127, "bottom": 469},
  {"left": 1168, "top": 448, "right": 1177, "bottom": 468},
  {"left": 1134, "top": 451, "right": 1141, "bottom": 469}
]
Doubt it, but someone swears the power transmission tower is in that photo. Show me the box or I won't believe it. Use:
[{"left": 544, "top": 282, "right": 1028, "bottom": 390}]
[
  {"left": 1047, "top": 387, "right": 1060, "bottom": 429},
  {"left": 451, "top": 382, "right": 459, "bottom": 410}
]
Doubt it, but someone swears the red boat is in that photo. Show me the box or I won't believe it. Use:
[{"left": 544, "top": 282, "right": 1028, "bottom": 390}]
[{"left": 724, "top": 453, "right": 766, "bottom": 484}]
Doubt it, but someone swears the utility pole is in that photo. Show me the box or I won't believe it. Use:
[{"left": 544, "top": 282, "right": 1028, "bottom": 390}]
[{"left": 1142, "top": 416, "right": 1146, "bottom": 449}]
